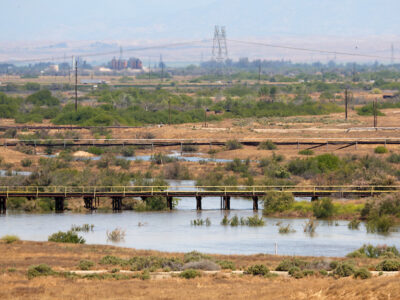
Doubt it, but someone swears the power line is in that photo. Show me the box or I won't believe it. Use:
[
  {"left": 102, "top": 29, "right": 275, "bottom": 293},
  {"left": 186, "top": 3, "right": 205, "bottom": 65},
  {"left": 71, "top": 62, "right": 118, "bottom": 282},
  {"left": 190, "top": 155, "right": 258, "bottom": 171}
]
[
  {"left": 227, "top": 39, "right": 400, "bottom": 61},
  {"left": 1, "top": 40, "right": 212, "bottom": 64}
]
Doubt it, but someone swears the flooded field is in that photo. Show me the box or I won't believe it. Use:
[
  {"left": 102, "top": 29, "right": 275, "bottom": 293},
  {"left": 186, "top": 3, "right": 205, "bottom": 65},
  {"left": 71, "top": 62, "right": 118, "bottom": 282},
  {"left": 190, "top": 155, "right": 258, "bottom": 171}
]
[{"left": 0, "top": 180, "right": 398, "bottom": 257}]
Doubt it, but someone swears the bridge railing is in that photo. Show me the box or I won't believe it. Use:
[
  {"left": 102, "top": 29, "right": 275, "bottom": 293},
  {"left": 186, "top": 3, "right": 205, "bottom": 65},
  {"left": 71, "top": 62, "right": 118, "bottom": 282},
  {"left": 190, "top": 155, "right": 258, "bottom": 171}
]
[{"left": 0, "top": 185, "right": 399, "bottom": 196}]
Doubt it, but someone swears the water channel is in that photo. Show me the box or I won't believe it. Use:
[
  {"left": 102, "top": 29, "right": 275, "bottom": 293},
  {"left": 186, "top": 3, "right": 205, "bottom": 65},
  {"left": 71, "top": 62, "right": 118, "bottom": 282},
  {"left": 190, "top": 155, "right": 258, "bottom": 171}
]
[{"left": 0, "top": 180, "right": 399, "bottom": 257}]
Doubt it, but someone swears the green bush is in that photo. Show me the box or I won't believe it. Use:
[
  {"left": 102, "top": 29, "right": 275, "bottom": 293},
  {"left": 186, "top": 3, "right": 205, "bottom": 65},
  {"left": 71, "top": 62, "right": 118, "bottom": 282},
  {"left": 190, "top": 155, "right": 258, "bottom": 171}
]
[
  {"left": 247, "top": 264, "right": 269, "bottom": 276},
  {"left": 348, "top": 218, "right": 361, "bottom": 230},
  {"left": 376, "top": 260, "right": 400, "bottom": 271},
  {"left": 387, "top": 153, "right": 400, "bottom": 164},
  {"left": 298, "top": 149, "right": 314, "bottom": 156},
  {"left": 48, "top": 231, "right": 85, "bottom": 244},
  {"left": 184, "top": 251, "right": 211, "bottom": 263},
  {"left": 1, "top": 235, "right": 20, "bottom": 244},
  {"left": 375, "top": 146, "right": 388, "bottom": 154},
  {"left": 179, "top": 269, "right": 202, "bottom": 279},
  {"left": 21, "top": 158, "right": 32, "bottom": 167},
  {"left": 333, "top": 263, "right": 356, "bottom": 277},
  {"left": 99, "top": 255, "right": 128, "bottom": 266},
  {"left": 366, "top": 215, "right": 394, "bottom": 233},
  {"left": 27, "top": 264, "right": 55, "bottom": 279},
  {"left": 347, "top": 244, "right": 400, "bottom": 259},
  {"left": 263, "top": 192, "right": 294, "bottom": 215},
  {"left": 87, "top": 146, "right": 104, "bottom": 156},
  {"left": 312, "top": 198, "right": 334, "bottom": 218},
  {"left": 276, "top": 258, "right": 308, "bottom": 271},
  {"left": 226, "top": 139, "right": 242, "bottom": 150},
  {"left": 121, "top": 146, "right": 135, "bottom": 157},
  {"left": 258, "top": 140, "right": 277, "bottom": 150},
  {"left": 217, "top": 260, "right": 236, "bottom": 270},
  {"left": 354, "top": 268, "right": 372, "bottom": 279},
  {"left": 78, "top": 260, "right": 95, "bottom": 270}
]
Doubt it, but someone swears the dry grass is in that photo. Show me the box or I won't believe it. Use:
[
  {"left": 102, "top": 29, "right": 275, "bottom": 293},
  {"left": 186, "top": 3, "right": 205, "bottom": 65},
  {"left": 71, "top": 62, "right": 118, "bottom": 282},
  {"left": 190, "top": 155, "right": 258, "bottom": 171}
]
[{"left": 0, "top": 241, "right": 397, "bottom": 299}]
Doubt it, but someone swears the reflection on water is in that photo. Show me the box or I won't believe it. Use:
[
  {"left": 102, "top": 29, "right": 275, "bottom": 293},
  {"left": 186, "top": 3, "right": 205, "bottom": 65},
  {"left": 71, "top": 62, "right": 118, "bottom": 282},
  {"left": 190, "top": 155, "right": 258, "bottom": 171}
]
[{"left": 0, "top": 179, "right": 397, "bottom": 258}]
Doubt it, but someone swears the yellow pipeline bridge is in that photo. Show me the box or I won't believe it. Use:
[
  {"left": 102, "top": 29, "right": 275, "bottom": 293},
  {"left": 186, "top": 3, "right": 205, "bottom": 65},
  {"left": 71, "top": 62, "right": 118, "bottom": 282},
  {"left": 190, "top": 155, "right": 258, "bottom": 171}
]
[{"left": 0, "top": 185, "right": 398, "bottom": 212}]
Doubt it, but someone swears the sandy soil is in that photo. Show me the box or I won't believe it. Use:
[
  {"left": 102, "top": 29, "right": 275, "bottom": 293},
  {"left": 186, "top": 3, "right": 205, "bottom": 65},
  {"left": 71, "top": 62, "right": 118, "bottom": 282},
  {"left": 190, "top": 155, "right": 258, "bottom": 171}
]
[{"left": 0, "top": 241, "right": 397, "bottom": 300}]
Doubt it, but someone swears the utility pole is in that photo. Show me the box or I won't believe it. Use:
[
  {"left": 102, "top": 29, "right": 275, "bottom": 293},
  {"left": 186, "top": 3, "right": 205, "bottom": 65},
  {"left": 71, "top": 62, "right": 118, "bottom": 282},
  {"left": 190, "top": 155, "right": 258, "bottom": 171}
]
[
  {"left": 168, "top": 98, "right": 171, "bottom": 125},
  {"left": 391, "top": 43, "right": 395, "bottom": 65},
  {"left": 345, "top": 88, "right": 348, "bottom": 120},
  {"left": 373, "top": 99, "right": 378, "bottom": 128},
  {"left": 204, "top": 108, "right": 208, "bottom": 127},
  {"left": 148, "top": 58, "right": 151, "bottom": 83},
  {"left": 258, "top": 63, "right": 261, "bottom": 83},
  {"left": 74, "top": 57, "right": 78, "bottom": 112}
]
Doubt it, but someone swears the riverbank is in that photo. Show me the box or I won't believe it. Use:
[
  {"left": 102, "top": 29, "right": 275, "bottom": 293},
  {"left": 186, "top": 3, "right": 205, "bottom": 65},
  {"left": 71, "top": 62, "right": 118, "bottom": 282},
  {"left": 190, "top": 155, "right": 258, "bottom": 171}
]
[{"left": 0, "top": 241, "right": 398, "bottom": 300}]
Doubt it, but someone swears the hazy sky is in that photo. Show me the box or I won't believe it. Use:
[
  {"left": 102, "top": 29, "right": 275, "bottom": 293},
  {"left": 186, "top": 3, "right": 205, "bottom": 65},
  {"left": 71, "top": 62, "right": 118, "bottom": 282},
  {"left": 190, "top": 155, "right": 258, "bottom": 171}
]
[
  {"left": 2, "top": 0, "right": 400, "bottom": 42},
  {"left": 1, "top": 0, "right": 399, "bottom": 63}
]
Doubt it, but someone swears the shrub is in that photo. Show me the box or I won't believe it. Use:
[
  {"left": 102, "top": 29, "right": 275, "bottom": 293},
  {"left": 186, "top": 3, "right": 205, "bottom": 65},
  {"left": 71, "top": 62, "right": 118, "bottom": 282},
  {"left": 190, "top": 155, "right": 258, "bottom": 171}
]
[
  {"left": 347, "top": 244, "right": 400, "bottom": 259},
  {"left": 246, "top": 264, "right": 269, "bottom": 276},
  {"left": 375, "top": 146, "right": 388, "bottom": 154},
  {"left": 182, "top": 260, "right": 220, "bottom": 271},
  {"left": 348, "top": 218, "right": 361, "bottom": 230},
  {"left": 354, "top": 268, "right": 372, "bottom": 279},
  {"left": 114, "top": 158, "right": 130, "bottom": 170},
  {"left": 312, "top": 198, "right": 334, "bottom": 218},
  {"left": 387, "top": 153, "right": 400, "bottom": 164},
  {"left": 221, "top": 215, "right": 229, "bottom": 225},
  {"left": 87, "top": 146, "right": 104, "bottom": 156},
  {"left": 121, "top": 146, "right": 135, "bottom": 157},
  {"left": 376, "top": 260, "right": 400, "bottom": 271},
  {"left": 1, "top": 235, "right": 20, "bottom": 244},
  {"left": 263, "top": 192, "right": 294, "bottom": 215},
  {"left": 246, "top": 215, "right": 265, "bottom": 226},
  {"left": 217, "top": 260, "right": 235, "bottom": 270},
  {"left": 106, "top": 228, "right": 126, "bottom": 243},
  {"left": 226, "top": 139, "right": 242, "bottom": 150},
  {"left": 333, "top": 263, "right": 356, "bottom": 277},
  {"left": 48, "top": 231, "right": 85, "bottom": 244},
  {"left": 276, "top": 258, "right": 308, "bottom": 271},
  {"left": 279, "top": 224, "right": 296, "bottom": 234},
  {"left": 27, "top": 264, "right": 55, "bottom": 279},
  {"left": 366, "top": 215, "right": 394, "bottom": 233},
  {"left": 303, "top": 218, "right": 318, "bottom": 234},
  {"left": 298, "top": 149, "right": 314, "bottom": 156},
  {"left": 258, "top": 140, "right": 276, "bottom": 150},
  {"left": 179, "top": 269, "right": 201, "bottom": 279},
  {"left": 79, "top": 260, "right": 95, "bottom": 270},
  {"left": 99, "top": 256, "right": 127, "bottom": 266},
  {"left": 21, "top": 158, "right": 32, "bottom": 167},
  {"left": 184, "top": 251, "right": 211, "bottom": 263},
  {"left": 182, "top": 144, "right": 198, "bottom": 152}
]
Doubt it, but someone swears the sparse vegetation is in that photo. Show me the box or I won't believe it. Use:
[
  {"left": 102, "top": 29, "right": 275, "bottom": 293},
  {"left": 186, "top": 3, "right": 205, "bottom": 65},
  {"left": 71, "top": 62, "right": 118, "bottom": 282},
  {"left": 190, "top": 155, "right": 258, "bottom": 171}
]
[
  {"left": 106, "top": 228, "right": 126, "bottom": 243},
  {"left": 1, "top": 235, "right": 20, "bottom": 244},
  {"left": 48, "top": 231, "right": 85, "bottom": 244}
]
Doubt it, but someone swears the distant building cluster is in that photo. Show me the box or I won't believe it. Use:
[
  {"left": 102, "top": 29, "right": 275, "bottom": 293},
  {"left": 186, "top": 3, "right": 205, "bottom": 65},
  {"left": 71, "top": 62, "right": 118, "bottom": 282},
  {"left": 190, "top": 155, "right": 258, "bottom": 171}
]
[{"left": 110, "top": 57, "right": 143, "bottom": 70}]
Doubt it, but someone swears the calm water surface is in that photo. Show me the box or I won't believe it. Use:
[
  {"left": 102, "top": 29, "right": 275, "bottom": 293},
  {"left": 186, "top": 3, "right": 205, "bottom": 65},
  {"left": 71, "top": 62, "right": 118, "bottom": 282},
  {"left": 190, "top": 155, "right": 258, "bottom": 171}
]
[{"left": 0, "top": 180, "right": 398, "bottom": 257}]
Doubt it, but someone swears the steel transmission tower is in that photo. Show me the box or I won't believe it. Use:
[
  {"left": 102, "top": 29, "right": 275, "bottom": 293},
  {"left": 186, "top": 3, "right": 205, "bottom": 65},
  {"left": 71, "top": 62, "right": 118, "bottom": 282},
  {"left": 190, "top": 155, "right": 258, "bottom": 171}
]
[
  {"left": 212, "top": 26, "right": 228, "bottom": 62},
  {"left": 391, "top": 43, "right": 395, "bottom": 64}
]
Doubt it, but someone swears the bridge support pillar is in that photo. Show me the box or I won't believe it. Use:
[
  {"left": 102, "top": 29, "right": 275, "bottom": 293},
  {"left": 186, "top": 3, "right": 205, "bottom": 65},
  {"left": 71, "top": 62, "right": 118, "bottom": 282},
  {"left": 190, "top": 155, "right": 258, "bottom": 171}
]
[
  {"left": 166, "top": 196, "right": 173, "bottom": 210},
  {"left": 222, "top": 196, "right": 231, "bottom": 210},
  {"left": 311, "top": 196, "right": 319, "bottom": 202},
  {"left": 0, "top": 197, "right": 6, "bottom": 213},
  {"left": 84, "top": 196, "right": 95, "bottom": 210},
  {"left": 252, "top": 196, "right": 259, "bottom": 211},
  {"left": 55, "top": 197, "right": 65, "bottom": 212},
  {"left": 196, "top": 196, "right": 202, "bottom": 210},
  {"left": 112, "top": 197, "right": 123, "bottom": 211}
]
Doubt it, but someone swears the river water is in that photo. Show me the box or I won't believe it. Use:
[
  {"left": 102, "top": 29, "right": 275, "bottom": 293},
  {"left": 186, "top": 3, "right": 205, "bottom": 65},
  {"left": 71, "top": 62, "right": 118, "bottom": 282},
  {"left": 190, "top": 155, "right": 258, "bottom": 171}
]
[{"left": 0, "top": 180, "right": 399, "bottom": 257}]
